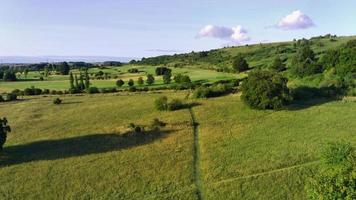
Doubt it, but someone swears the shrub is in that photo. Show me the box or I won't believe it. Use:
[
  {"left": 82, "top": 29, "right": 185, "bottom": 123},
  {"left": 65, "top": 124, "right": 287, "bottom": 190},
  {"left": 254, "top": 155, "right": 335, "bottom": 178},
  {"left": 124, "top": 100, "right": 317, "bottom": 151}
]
[
  {"left": 53, "top": 98, "right": 62, "bottom": 105},
  {"left": 128, "top": 79, "right": 134, "bottom": 87},
  {"left": 241, "top": 70, "right": 291, "bottom": 110},
  {"left": 137, "top": 77, "right": 144, "bottom": 85},
  {"left": 128, "top": 123, "right": 144, "bottom": 133},
  {"left": 4, "top": 93, "right": 17, "bottom": 101},
  {"left": 116, "top": 79, "right": 125, "bottom": 87},
  {"left": 232, "top": 54, "right": 249, "bottom": 72},
  {"left": 146, "top": 74, "right": 155, "bottom": 85},
  {"left": 270, "top": 56, "right": 286, "bottom": 72},
  {"left": 174, "top": 74, "right": 191, "bottom": 84},
  {"left": 151, "top": 118, "right": 166, "bottom": 130},
  {"left": 87, "top": 87, "right": 99, "bottom": 94},
  {"left": 155, "top": 67, "right": 171, "bottom": 76},
  {"left": 193, "top": 84, "right": 232, "bottom": 98},
  {"left": 0, "top": 96, "right": 3, "bottom": 102},
  {"left": 128, "top": 86, "right": 137, "bottom": 92},
  {"left": 0, "top": 118, "right": 11, "bottom": 151},
  {"left": 167, "top": 99, "right": 184, "bottom": 111},
  {"left": 154, "top": 96, "right": 168, "bottom": 111},
  {"left": 306, "top": 142, "right": 355, "bottom": 200},
  {"left": 163, "top": 72, "right": 172, "bottom": 84},
  {"left": 128, "top": 68, "right": 139, "bottom": 73}
]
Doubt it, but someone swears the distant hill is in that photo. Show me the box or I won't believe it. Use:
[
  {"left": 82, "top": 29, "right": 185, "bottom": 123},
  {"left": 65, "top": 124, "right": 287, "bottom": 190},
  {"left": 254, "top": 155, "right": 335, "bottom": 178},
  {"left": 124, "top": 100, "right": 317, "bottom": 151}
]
[
  {"left": 0, "top": 56, "right": 137, "bottom": 64},
  {"left": 137, "top": 35, "right": 356, "bottom": 71}
]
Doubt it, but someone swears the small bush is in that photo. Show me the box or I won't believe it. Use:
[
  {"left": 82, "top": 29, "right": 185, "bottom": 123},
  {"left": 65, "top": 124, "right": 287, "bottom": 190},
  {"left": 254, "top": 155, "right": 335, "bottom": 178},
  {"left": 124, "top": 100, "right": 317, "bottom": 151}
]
[
  {"left": 154, "top": 96, "right": 168, "bottom": 111},
  {"left": 87, "top": 87, "right": 99, "bottom": 94},
  {"left": 128, "top": 123, "right": 144, "bottom": 133},
  {"left": 232, "top": 54, "right": 249, "bottom": 72},
  {"left": 4, "top": 93, "right": 17, "bottom": 102},
  {"left": 128, "top": 68, "right": 139, "bottom": 73},
  {"left": 151, "top": 118, "right": 166, "bottom": 130},
  {"left": 116, "top": 79, "right": 125, "bottom": 87},
  {"left": 128, "top": 86, "right": 137, "bottom": 92},
  {"left": 128, "top": 79, "right": 134, "bottom": 87},
  {"left": 53, "top": 98, "right": 62, "bottom": 105},
  {"left": 167, "top": 99, "right": 184, "bottom": 111},
  {"left": 0, "top": 118, "right": 11, "bottom": 151}
]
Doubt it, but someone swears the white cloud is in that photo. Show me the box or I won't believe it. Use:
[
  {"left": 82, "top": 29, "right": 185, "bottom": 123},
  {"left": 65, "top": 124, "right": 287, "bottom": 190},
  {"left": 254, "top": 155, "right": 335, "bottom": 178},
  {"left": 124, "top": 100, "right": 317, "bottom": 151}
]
[
  {"left": 277, "top": 10, "right": 315, "bottom": 30},
  {"left": 197, "top": 25, "right": 250, "bottom": 44}
]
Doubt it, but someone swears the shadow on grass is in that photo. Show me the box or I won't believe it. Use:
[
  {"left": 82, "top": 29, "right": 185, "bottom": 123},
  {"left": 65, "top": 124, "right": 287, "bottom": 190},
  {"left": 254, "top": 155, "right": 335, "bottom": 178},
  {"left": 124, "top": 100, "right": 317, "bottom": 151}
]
[
  {"left": 288, "top": 86, "right": 340, "bottom": 111},
  {"left": 61, "top": 101, "right": 82, "bottom": 105},
  {"left": 0, "top": 129, "right": 175, "bottom": 167}
]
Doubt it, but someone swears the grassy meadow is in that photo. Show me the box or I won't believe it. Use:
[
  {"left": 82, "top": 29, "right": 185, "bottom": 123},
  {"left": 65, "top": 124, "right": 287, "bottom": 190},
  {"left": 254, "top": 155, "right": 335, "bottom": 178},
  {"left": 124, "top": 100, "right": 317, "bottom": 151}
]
[
  {"left": 0, "top": 92, "right": 198, "bottom": 199},
  {"left": 0, "top": 65, "right": 242, "bottom": 93},
  {"left": 1, "top": 90, "right": 355, "bottom": 199}
]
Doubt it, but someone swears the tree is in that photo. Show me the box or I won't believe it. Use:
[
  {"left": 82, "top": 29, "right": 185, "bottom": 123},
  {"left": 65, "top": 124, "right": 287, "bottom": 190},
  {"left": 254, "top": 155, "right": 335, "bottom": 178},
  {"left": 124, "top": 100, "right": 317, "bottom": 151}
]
[
  {"left": 57, "top": 62, "right": 70, "bottom": 75},
  {"left": 146, "top": 74, "right": 155, "bottom": 85},
  {"left": 79, "top": 74, "right": 85, "bottom": 90},
  {"left": 0, "top": 118, "right": 11, "bottom": 151},
  {"left": 3, "top": 71, "right": 17, "bottom": 81},
  {"left": 155, "top": 67, "right": 171, "bottom": 76},
  {"left": 74, "top": 75, "right": 79, "bottom": 89},
  {"left": 116, "top": 79, "right": 124, "bottom": 87},
  {"left": 154, "top": 96, "right": 168, "bottom": 111},
  {"left": 270, "top": 56, "right": 286, "bottom": 72},
  {"left": 69, "top": 72, "right": 75, "bottom": 89},
  {"left": 232, "top": 54, "right": 249, "bottom": 72},
  {"left": 128, "top": 79, "right": 134, "bottom": 87},
  {"left": 137, "top": 77, "right": 144, "bottom": 85},
  {"left": 290, "top": 45, "right": 321, "bottom": 77},
  {"left": 53, "top": 98, "right": 62, "bottom": 105},
  {"left": 174, "top": 74, "right": 191, "bottom": 84},
  {"left": 24, "top": 68, "right": 29, "bottom": 78},
  {"left": 306, "top": 142, "right": 355, "bottom": 200},
  {"left": 241, "top": 70, "right": 291, "bottom": 110},
  {"left": 163, "top": 71, "right": 172, "bottom": 84},
  {"left": 84, "top": 69, "right": 90, "bottom": 89}
]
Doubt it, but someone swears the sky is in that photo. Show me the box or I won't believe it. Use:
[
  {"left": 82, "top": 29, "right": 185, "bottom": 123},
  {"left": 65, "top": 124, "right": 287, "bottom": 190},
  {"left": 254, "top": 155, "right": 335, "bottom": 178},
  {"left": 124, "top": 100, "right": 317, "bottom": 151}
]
[{"left": 0, "top": 0, "right": 356, "bottom": 58}]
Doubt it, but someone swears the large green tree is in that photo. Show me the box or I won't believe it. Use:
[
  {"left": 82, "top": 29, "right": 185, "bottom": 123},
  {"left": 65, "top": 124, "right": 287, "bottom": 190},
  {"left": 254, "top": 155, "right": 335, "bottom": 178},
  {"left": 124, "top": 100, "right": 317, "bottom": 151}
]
[
  {"left": 232, "top": 54, "right": 249, "bottom": 72},
  {"left": 241, "top": 70, "right": 291, "bottom": 110}
]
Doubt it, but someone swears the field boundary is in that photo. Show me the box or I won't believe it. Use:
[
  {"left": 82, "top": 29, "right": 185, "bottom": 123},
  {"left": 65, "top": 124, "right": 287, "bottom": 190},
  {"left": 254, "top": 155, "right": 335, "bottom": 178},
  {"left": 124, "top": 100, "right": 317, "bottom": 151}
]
[
  {"left": 213, "top": 160, "right": 320, "bottom": 185},
  {"left": 189, "top": 107, "right": 204, "bottom": 200}
]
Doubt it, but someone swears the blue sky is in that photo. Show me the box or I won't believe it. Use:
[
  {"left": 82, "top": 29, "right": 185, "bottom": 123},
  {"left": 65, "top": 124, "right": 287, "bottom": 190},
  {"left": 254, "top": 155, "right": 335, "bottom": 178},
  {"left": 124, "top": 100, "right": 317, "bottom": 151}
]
[{"left": 0, "top": 0, "right": 355, "bottom": 58}]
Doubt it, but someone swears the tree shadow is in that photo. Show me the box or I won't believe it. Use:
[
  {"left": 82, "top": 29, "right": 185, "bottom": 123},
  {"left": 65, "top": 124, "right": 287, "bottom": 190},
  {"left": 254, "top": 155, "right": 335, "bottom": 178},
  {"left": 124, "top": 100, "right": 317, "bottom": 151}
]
[
  {"left": 0, "top": 129, "right": 175, "bottom": 167},
  {"left": 288, "top": 86, "right": 340, "bottom": 111},
  {"left": 61, "top": 101, "right": 82, "bottom": 105}
]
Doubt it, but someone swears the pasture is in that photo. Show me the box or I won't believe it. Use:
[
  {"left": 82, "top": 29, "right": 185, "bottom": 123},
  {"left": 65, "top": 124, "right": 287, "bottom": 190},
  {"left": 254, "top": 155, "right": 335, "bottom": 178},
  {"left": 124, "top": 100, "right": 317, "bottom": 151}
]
[{"left": 1, "top": 90, "right": 354, "bottom": 199}]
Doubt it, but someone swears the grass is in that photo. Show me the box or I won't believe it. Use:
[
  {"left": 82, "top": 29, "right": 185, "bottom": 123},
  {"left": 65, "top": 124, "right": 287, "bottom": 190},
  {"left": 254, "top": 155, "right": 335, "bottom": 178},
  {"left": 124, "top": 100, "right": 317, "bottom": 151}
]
[
  {"left": 0, "top": 92, "right": 198, "bottom": 199},
  {"left": 0, "top": 66, "right": 241, "bottom": 93},
  {"left": 192, "top": 94, "right": 356, "bottom": 199},
  {"left": 0, "top": 90, "right": 355, "bottom": 199}
]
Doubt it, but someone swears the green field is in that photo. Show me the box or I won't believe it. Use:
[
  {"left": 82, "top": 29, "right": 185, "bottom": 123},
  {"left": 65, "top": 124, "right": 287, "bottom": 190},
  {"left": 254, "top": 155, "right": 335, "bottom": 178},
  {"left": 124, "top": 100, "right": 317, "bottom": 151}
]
[
  {"left": 1, "top": 91, "right": 355, "bottom": 199},
  {"left": 0, "top": 65, "right": 242, "bottom": 93}
]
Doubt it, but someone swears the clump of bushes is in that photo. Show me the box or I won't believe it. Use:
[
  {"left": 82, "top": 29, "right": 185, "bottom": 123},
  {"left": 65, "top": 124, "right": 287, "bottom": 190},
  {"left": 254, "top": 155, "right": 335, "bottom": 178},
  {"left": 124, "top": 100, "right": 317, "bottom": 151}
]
[
  {"left": 87, "top": 87, "right": 100, "bottom": 94},
  {"left": 53, "top": 98, "right": 62, "bottom": 105},
  {"left": 241, "top": 70, "right": 291, "bottom": 110},
  {"left": 193, "top": 84, "right": 233, "bottom": 98},
  {"left": 128, "top": 123, "right": 144, "bottom": 133},
  {"left": 232, "top": 54, "right": 249, "bottom": 72},
  {"left": 155, "top": 67, "right": 171, "bottom": 76},
  {"left": 154, "top": 96, "right": 185, "bottom": 111},
  {"left": 151, "top": 118, "right": 166, "bottom": 130},
  {"left": 306, "top": 142, "right": 355, "bottom": 200},
  {"left": 128, "top": 68, "right": 139, "bottom": 73},
  {"left": 0, "top": 118, "right": 11, "bottom": 151}
]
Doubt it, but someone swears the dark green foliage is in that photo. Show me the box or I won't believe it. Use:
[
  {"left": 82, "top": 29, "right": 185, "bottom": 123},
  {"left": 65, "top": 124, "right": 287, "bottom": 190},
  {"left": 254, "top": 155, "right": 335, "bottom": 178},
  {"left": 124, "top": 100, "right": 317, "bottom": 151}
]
[
  {"left": 103, "top": 61, "right": 122, "bottom": 66},
  {"left": 174, "top": 74, "right": 191, "bottom": 84},
  {"left": 53, "top": 98, "right": 62, "bottom": 105},
  {"left": 57, "top": 62, "right": 70, "bottom": 75},
  {"left": 232, "top": 54, "right": 249, "bottom": 72},
  {"left": 193, "top": 84, "right": 232, "bottom": 98},
  {"left": 128, "top": 79, "right": 134, "bottom": 87},
  {"left": 290, "top": 45, "right": 321, "bottom": 77},
  {"left": 87, "top": 87, "right": 99, "bottom": 94},
  {"left": 167, "top": 99, "right": 184, "bottom": 111},
  {"left": 128, "top": 86, "right": 137, "bottom": 92},
  {"left": 154, "top": 96, "right": 168, "bottom": 111},
  {"left": 137, "top": 77, "right": 144, "bottom": 85},
  {"left": 0, "top": 118, "right": 11, "bottom": 151},
  {"left": 116, "top": 79, "right": 125, "bottom": 87},
  {"left": 270, "top": 56, "right": 286, "bottom": 72},
  {"left": 69, "top": 72, "right": 75, "bottom": 89},
  {"left": 155, "top": 67, "right": 171, "bottom": 76},
  {"left": 306, "top": 142, "right": 355, "bottom": 200},
  {"left": 163, "top": 71, "right": 172, "bottom": 84},
  {"left": 23, "top": 87, "right": 42, "bottom": 96},
  {"left": 150, "top": 118, "right": 166, "bottom": 130},
  {"left": 0, "top": 95, "right": 3, "bottom": 102},
  {"left": 128, "top": 68, "right": 139, "bottom": 73},
  {"left": 84, "top": 69, "right": 90, "bottom": 89},
  {"left": 241, "top": 70, "right": 291, "bottom": 110},
  {"left": 146, "top": 74, "right": 155, "bottom": 85},
  {"left": 4, "top": 93, "right": 17, "bottom": 102},
  {"left": 128, "top": 123, "right": 144, "bottom": 133},
  {"left": 3, "top": 70, "right": 17, "bottom": 81}
]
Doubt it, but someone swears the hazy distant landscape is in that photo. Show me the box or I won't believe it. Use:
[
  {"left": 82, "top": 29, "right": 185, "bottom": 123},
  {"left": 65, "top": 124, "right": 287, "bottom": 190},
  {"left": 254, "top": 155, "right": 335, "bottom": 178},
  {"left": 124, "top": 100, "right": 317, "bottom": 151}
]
[{"left": 0, "top": 1, "right": 355, "bottom": 200}]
